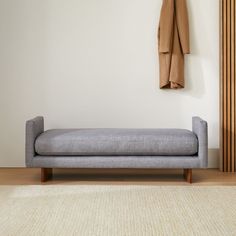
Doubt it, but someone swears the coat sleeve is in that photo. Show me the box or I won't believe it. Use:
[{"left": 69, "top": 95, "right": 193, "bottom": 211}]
[
  {"left": 175, "top": 0, "right": 190, "bottom": 54},
  {"left": 158, "top": 0, "right": 174, "bottom": 53}
]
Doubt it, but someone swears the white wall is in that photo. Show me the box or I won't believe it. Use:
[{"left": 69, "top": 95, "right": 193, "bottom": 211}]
[{"left": 0, "top": 0, "right": 219, "bottom": 167}]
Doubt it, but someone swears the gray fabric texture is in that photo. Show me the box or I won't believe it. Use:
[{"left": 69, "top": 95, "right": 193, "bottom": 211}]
[
  {"left": 25, "top": 116, "right": 208, "bottom": 169},
  {"left": 35, "top": 129, "right": 198, "bottom": 156},
  {"left": 192, "top": 116, "right": 208, "bottom": 168},
  {"left": 30, "top": 155, "right": 200, "bottom": 168},
  {"left": 25, "top": 117, "right": 44, "bottom": 166}
]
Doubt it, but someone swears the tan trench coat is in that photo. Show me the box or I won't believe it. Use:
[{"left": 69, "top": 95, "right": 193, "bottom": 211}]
[{"left": 158, "top": 0, "right": 190, "bottom": 89}]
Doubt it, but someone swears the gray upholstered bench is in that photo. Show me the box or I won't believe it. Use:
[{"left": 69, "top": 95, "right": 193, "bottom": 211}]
[{"left": 26, "top": 116, "right": 208, "bottom": 183}]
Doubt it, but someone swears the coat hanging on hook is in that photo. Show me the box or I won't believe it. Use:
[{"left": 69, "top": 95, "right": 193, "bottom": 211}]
[{"left": 158, "top": 0, "right": 190, "bottom": 89}]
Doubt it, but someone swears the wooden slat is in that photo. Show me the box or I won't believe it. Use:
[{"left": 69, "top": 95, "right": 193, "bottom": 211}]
[
  {"left": 231, "top": 0, "right": 235, "bottom": 172},
  {"left": 223, "top": 0, "right": 227, "bottom": 172},
  {"left": 220, "top": 0, "right": 224, "bottom": 171},
  {"left": 227, "top": 0, "right": 231, "bottom": 172},
  {"left": 221, "top": 0, "right": 236, "bottom": 172}
]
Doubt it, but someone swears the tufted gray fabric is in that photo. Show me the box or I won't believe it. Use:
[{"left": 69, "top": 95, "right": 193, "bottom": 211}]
[
  {"left": 25, "top": 116, "right": 208, "bottom": 169},
  {"left": 35, "top": 129, "right": 198, "bottom": 156}
]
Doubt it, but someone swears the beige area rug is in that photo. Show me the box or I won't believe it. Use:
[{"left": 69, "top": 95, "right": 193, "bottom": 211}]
[{"left": 0, "top": 186, "right": 236, "bottom": 236}]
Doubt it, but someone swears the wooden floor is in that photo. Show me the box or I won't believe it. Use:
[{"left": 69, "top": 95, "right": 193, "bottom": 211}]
[{"left": 0, "top": 168, "right": 236, "bottom": 185}]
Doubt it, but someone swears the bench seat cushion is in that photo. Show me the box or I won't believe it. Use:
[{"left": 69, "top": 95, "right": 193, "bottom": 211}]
[{"left": 35, "top": 129, "right": 198, "bottom": 156}]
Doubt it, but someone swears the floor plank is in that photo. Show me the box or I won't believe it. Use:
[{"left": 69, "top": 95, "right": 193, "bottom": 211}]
[{"left": 0, "top": 168, "right": 236, "bottom": 185}]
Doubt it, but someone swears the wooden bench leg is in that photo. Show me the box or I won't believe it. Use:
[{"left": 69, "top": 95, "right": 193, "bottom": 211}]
[
  {"left": 183, "top": 169, "right": 192, "bottom": 183},
  {"left": 41, "top": 168, "right": 53, "bottom": 182}
]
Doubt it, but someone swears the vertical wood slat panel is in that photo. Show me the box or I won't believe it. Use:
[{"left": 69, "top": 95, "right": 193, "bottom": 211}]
[
  {"left": 223, "top": 0, "right": 227, "bottom": 172},
  {"left": 231, "top": 0, "right": 235, "bottom": 172},
  {"left": 221, "top": 0, "right": 236, "bottom": 172},
  {"left": 220, "top": 0, "right": 223, "bottom": 171},
  {"left": 227, "top": 0, "right": 231, "bottom": 172}
]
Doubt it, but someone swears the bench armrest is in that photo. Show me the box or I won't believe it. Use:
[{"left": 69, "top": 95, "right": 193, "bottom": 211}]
[
  {"left": 192, "top": 117, "right": 208, "bottom": 168},
  {"left": 25, "top": 116, "right": 44, "bottom": 167}
]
